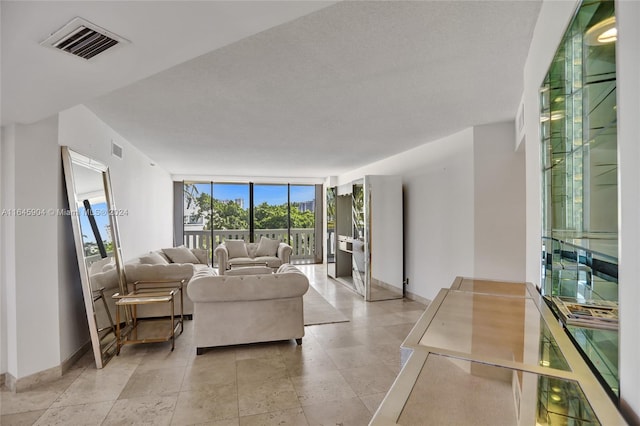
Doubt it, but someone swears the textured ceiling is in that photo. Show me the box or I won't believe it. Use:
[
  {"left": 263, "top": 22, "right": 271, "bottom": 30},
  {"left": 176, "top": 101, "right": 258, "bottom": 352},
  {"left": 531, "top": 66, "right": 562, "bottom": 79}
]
[
  {"left": 4, "top": 1, "right": 542, "bottom": 179},
  {"left": 1, "top": 1, "right": 337, "bottom": 125}
]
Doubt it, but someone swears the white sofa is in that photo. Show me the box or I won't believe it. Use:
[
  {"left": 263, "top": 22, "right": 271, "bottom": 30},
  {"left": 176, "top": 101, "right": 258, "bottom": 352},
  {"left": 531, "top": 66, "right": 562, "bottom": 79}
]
[
  {"left": 187, "top": 263, "right": 309, "bottom": 354},
  {"left": 214, "top": 237, "right": 292, "bottom": 275},
  {"left": 122, "top": 246, "right": 213, "bottom": 318}
]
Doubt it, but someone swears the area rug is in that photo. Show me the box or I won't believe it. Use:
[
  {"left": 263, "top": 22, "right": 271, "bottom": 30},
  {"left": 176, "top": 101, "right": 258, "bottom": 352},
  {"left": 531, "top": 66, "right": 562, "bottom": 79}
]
[{"left": 304, "top": 285, "right": 350, "bottom": 325}]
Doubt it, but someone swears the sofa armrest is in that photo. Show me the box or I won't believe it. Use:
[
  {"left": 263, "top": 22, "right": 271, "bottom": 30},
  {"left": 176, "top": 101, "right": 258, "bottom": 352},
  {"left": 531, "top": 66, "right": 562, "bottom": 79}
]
[
  {"left": 188, "top": 273, "right": 308, "bottom": 303},
  {"left": 213, "top": 244, "right": 229, "bottom": 275},
  {"left": 124, "top": 263, "right": 195, "bottom": 285},
  {"left": 89, "top": 268, "right": 120, "bottom": 291},
  {"left": 277, "top": 242, "right": 293, "bottom": 263}
]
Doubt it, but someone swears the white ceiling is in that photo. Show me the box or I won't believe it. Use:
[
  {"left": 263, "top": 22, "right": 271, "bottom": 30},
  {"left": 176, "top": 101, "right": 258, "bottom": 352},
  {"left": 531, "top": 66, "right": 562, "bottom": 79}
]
[{"left": 2, "top": 1, "right": 542, "bottom": 179}]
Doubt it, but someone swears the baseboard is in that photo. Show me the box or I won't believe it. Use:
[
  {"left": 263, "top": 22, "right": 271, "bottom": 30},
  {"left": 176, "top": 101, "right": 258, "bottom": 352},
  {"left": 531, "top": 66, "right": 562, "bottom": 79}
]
[
  {"left": 3, "top": 340, "right": 91, "bottom": 393},
  {"left": 61, "top": 340, "right": 92, "bottom": 374},
  {"left": 404, "top": 290, "right": 431, "bottom": 306},
  {"left": 6, "top": 365, "right": 61, "bottom": 392}
]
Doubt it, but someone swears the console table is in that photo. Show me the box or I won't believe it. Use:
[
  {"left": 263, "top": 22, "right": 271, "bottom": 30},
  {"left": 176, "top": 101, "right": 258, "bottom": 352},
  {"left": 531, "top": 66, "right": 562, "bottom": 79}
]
[
  {"left": 113, "top": 280, "right": 184, "bottom": 353},
  {"left": 370, "top": 277, "right": 626, "bottom": 425}
]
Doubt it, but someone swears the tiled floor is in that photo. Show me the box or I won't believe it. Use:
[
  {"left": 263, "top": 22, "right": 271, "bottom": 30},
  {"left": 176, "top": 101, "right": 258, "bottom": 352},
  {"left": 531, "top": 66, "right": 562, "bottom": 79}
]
[{"left": 1, "top": 265, "right": 427, "bottom": 426}]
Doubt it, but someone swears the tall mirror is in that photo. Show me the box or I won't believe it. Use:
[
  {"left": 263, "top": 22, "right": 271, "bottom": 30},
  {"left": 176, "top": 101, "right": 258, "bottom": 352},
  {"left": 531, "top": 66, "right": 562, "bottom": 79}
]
[{"left": 62, "top": 146, "right": 126, "bottom": 368}]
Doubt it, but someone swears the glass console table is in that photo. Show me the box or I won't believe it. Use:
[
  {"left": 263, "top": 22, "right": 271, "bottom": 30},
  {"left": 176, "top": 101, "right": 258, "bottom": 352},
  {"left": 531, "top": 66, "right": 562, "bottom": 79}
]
[
  {"left": 113, "top": 280, "right": 184, "bottom": 353},
  {"left": 370, "top": 278, "right": 626, "bottom": 425}
]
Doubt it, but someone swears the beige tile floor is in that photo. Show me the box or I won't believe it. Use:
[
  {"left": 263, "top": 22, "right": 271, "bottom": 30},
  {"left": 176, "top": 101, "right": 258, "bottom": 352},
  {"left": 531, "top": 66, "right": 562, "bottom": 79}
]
[{"left": 1, "top": 265, "right": 426, "bottom": 426}]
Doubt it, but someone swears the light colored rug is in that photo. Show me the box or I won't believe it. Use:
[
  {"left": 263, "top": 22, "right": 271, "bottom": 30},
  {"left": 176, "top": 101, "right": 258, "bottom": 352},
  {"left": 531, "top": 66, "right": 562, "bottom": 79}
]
[{"left": 304, "top": 285, "right": 350, "bottom": 325}]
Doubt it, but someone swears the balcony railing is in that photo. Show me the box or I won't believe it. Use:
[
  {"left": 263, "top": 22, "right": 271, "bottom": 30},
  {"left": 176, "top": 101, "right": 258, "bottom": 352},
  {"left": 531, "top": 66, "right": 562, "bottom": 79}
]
[{"left": 183, "top": 229, "right": 315, "bottom": 262}]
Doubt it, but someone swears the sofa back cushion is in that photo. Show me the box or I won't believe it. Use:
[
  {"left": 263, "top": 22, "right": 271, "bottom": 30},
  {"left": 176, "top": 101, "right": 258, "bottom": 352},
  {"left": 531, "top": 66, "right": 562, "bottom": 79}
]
[
  {"left": 140, "top": 252, "right": 170, "bottom": 265},
  {"left": 225, "top": 240, "right": 249, "bottom": 259},
  {"left": 162, "top": 246, "right": 200, "bottom": 264},
  {"left": 256, "top": 236, "right": 280, "bottom": 257},
  {"left": 190, "top": 248, "right": 209, "bottom": 264}
]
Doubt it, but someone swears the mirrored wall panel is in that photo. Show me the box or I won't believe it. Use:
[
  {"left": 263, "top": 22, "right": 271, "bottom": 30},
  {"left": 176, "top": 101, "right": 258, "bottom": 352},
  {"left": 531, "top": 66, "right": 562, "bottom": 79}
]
[{"left": 539, "top": 0, "right": 619, "bottom": 399}]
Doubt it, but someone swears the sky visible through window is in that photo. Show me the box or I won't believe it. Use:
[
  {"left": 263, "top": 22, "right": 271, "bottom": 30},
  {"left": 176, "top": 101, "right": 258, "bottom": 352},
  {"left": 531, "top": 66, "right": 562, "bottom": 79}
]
[
  {"left": 78, "top": 201, "right": 111, "bottom": 245},
  {"left": 190, "top": 183, "right": 315, "bottom": 207}
]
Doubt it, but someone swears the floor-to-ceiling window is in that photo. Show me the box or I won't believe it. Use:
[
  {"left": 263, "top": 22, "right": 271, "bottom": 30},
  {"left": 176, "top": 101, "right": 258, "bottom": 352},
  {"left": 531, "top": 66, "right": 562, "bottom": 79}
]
[
  {"left": 178, "top": 181, "right": 320, "bottom": 264},
  {"left": 289, "top": 185, "right": 317, "bottom": 262},
  {"left": 253, "top": 184, "right": 289, "bottom": 243}
]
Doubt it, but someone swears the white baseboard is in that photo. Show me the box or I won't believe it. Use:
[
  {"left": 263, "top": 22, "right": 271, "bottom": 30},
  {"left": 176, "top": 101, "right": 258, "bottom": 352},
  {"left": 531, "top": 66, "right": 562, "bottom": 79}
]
[
  {"left": 3, "top": 340, "right": 91, "bottom": 392},
  {"left": 404, "top": 290, "right": 431, "bottom": 306}
]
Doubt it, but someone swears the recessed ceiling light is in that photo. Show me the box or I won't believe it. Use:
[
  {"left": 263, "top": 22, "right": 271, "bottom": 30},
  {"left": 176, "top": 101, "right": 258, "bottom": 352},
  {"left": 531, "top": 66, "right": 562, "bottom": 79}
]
[{"left": 585, "top": 16, "right": 616, "bottom": 46}]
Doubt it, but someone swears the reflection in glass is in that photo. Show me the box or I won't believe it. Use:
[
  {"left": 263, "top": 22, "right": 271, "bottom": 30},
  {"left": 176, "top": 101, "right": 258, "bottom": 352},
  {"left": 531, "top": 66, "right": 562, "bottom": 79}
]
[
  {"left": 418, "top": 291, "right": 571, "bottom": 371},
  {"left": 62, "top": 147, "right": 125, "bottom": 369},
  {"left": 539, "top": 0, "right": 619, "bottom": 399},
  {"left": 326, "top": 187, "right": 336, "bottom": 264},
  {"left": 351, "top": 182, "right": 365, "bottom": 295},
  {"left": 397, "top": 353, "right": 599, "bottom": 425}
]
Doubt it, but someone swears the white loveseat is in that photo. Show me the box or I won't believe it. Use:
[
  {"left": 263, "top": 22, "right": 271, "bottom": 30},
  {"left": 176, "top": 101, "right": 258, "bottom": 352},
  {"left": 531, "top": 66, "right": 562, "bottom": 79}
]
[
  {"left": 213, "top": 237, "right": 292, "bottom": 275},
  {"left": 187, "top": 264, "right": 309, "bottom": 354}
]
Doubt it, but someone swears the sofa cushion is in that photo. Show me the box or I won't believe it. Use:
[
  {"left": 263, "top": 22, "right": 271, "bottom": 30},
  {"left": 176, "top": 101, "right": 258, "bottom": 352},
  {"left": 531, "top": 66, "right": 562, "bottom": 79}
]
[
  {"left": 89, "top": 257, "right": 114, "bottom": 275},
  {"left": 124, "top": 263, "right": 195, "bottom": 283},
  {"left": 225, "top": 240, "right": 249, "bottom": 259},
  {"left": 140, "top": 252, "right": 170, "bottom": 265},
  {"left": 256, "top": 237, "right": 280, "bottom": 257},
  {"left": 253, "top": 256, "right": 283, "bottom": 268},
  {"left": 163, "top": 246, "right": 200, "bottom": 264},
  {"left": 190, "top": 248, "right": 209, "bottom": 265}
]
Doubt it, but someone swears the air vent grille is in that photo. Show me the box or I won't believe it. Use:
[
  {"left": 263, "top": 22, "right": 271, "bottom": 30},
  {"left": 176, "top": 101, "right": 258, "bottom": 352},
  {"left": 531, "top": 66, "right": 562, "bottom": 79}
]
[
  {"left": 54, "top": 26, "right": 119, "bottom": 59},
  {"left": 111, "top": 142, "right": 123, "bottom": 159},
  {"left": 41, "top": 17, "right": 128, "bottom": 60}
]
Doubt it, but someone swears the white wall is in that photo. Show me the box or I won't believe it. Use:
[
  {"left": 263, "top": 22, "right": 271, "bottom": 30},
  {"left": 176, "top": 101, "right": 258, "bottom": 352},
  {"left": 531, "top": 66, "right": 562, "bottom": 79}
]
[
  {"left": 1, "top": 125, "right": 16, "bottom": 378},
  {"left": 0, "top": 105, "right": 174, "bottom": 382},
  {"left": 57, "top": 105, "right": 174, "bottom": 365},
  {"left": 2, "top": 117, "right": 63, "bottom": 379},
  {"left": 616, "top": 0, "right": 640, "bottom": 420},
  {"left": 338, "top": 123, "right": 526, "bottom": 302},
  {"left": 473, "top": 122, "right": 526, "bottom": 281},
  {"left": 337, "top": 128, "right": 476, "bottom": 302},
  {"left": 59, "top": 105, "right": 174, "bottom": 259}
]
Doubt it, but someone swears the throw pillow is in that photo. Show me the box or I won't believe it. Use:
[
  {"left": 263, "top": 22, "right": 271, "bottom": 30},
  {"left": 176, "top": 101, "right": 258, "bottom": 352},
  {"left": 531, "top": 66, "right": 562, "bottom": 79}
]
[
  {"left": 162, "top": 246, "right": 200, "bottom": 264},
  {"left": 190, "top": 248, "right": 209, "bottom": 265},
  {"left": 89, "top": 257, "right": 113, "bottom": 275},
  {"left": 139, "top": 252, "right": 170, "bottom": 265},
  {"left": 256, "top": 236, "right": 280, "bottom": 257},
  {"left": 224, "top": 240, "right": 249, "bottom": 259}
]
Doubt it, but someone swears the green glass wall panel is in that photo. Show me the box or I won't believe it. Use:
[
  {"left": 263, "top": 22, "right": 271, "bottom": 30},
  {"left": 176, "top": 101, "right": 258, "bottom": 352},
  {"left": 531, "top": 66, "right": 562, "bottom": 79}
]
[{"left": 540, "top": 0, "right": 619, "bottom": 401}]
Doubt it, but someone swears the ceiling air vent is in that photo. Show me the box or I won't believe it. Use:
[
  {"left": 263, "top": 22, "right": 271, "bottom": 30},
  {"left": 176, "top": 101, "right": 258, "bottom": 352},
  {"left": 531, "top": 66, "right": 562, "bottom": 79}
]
[{"left": 41, "top": 17, "right": 129, "bottom": 60}]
